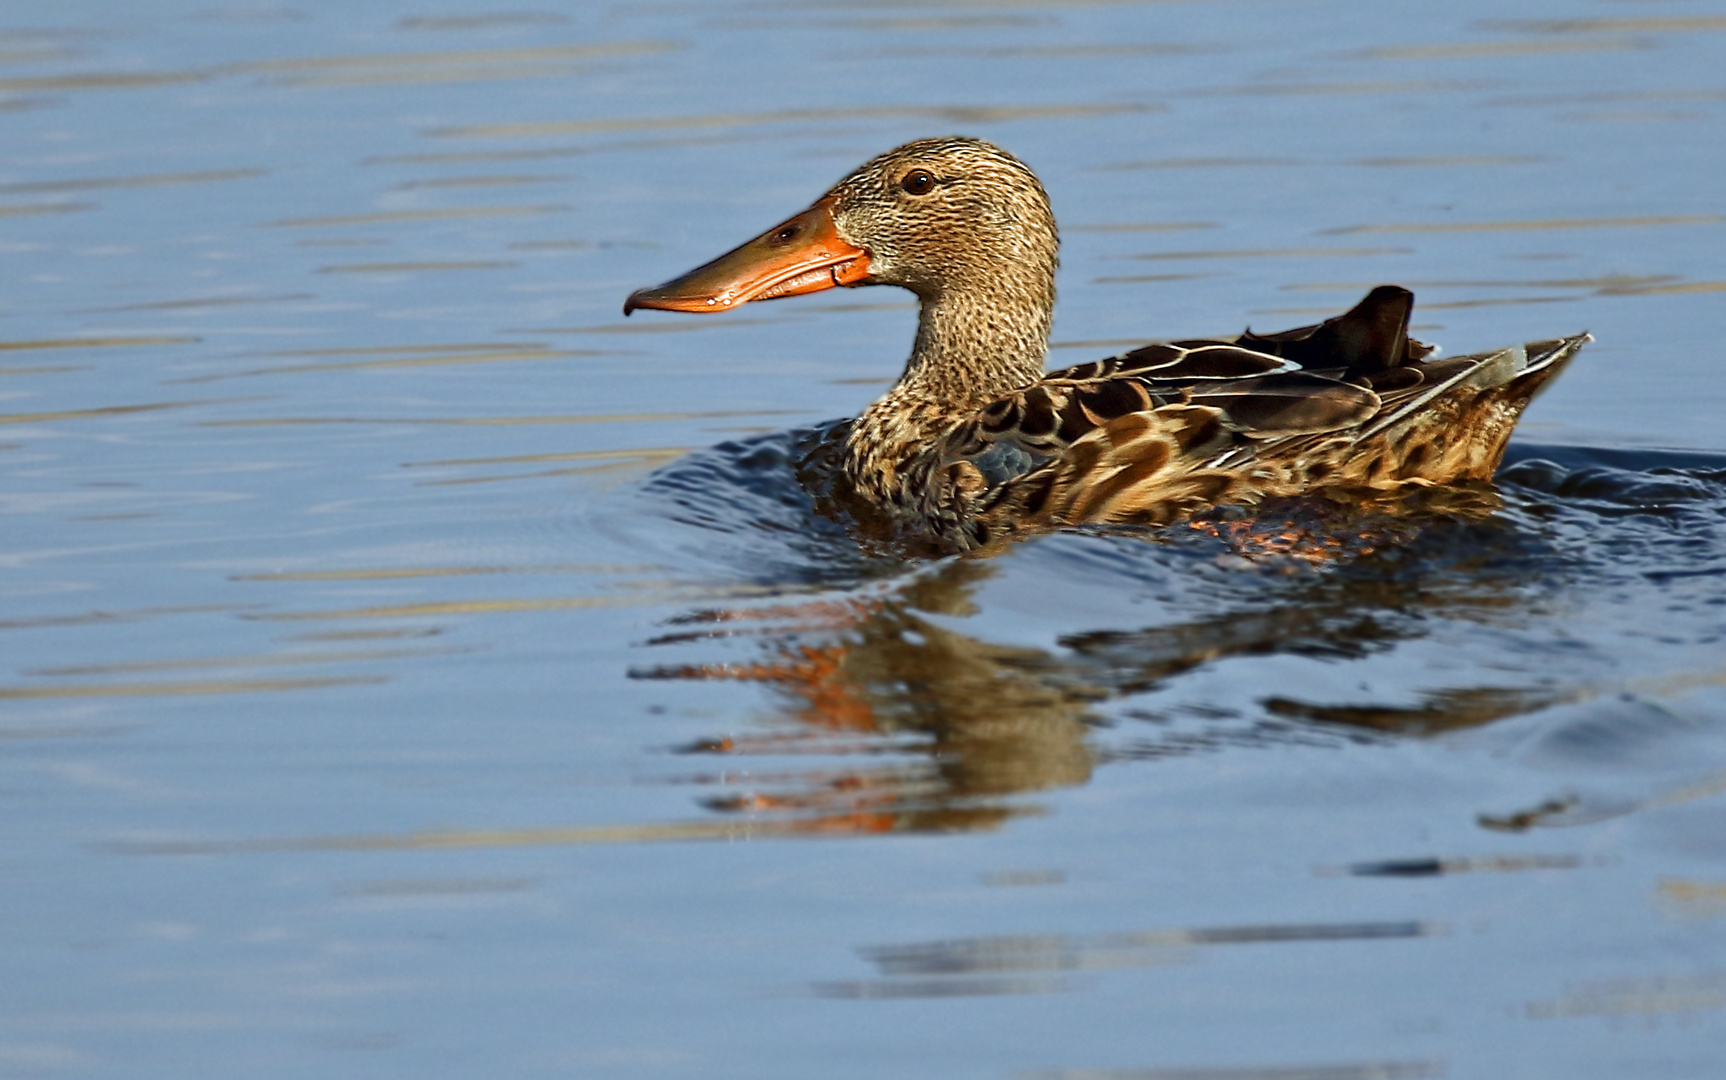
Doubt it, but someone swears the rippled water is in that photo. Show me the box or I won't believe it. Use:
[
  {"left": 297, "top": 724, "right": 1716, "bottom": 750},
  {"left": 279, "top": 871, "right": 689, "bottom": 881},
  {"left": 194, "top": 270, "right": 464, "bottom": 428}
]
[{"left": 5, "top": 2, "right": 1726, "bottom": 1077}]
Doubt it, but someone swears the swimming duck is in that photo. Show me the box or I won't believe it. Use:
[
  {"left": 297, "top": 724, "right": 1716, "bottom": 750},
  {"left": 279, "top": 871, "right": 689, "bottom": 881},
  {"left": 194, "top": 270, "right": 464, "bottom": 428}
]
[{"left": 625, "top": 136, "right": 1588, "bottom": 553}]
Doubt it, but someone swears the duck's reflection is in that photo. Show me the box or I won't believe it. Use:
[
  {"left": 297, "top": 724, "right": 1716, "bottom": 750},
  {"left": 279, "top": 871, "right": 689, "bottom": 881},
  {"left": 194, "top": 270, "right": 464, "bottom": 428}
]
[
  {"left": 636, "top": 561, "right": 1095, "bottom": 834},
  {"left": 632, "top": 491, "right": 1571, "bottom": 835}
]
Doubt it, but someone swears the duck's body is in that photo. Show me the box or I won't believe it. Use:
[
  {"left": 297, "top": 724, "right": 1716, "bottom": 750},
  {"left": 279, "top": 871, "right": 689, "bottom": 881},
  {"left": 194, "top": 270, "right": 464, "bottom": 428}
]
[{"left": 626, "top": 137, "right": 1586, "bottom": 553}]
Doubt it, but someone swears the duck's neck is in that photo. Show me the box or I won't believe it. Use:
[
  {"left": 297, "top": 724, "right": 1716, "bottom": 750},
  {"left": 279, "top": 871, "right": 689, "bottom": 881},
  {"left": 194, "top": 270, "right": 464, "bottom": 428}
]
[
  {"left": 896, "top": 285, "right": 1051, "bottom": 411},
  {"left": 848, "top": 272, "right": 1054, "bottom": 482}
]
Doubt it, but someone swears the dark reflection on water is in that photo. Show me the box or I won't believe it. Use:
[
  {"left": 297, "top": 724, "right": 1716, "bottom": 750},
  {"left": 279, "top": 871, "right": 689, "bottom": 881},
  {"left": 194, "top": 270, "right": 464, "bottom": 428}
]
[
  {"left": 629, "top": 431, "right": 1726, "bottom": 834},
  {"left": 811, "top": 917, "right": 1438, "bottom": 1001}
]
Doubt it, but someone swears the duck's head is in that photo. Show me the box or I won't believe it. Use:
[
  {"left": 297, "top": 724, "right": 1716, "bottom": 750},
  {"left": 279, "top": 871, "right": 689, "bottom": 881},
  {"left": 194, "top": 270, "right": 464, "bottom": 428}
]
[{"left": 624, "top": 137, "right": 1058, "bottom": 315}]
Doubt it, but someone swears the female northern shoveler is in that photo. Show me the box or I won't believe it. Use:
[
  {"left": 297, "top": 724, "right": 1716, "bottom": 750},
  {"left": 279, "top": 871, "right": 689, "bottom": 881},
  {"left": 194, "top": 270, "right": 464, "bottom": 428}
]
[{"left": 625, "top": 136, "right": 1588, "bottom": 553}]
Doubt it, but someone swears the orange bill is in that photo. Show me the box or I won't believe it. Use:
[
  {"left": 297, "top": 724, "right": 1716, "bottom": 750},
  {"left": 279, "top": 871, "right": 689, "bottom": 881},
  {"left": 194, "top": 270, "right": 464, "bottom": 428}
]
[{"left": 624, "top": 196, "right": 871, "bottom": 315}]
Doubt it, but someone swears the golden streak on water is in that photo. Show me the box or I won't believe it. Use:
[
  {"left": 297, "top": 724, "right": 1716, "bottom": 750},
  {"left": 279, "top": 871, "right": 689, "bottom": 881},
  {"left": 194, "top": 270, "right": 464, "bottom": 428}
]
[
  {"left": 266, "top": 205, "right": 567, "bottom": 227},
  {"left": 1523, "top": 974, "right": 1726, "bottom": 1021},
  {"left": 811, "top": 977, "right": 1072, "bottom": 1000},
  {"left": 1488, "top": 90, "right": 1726, "bottom": 110},
  {"left": 0, "top": 365, "right": 84, "bottom": 376},
  {"left": 289, "top": 627, "right": 443, "bottom": 642},
  {"left": 1100, "top": 156, "right": 1299, "bottom": 170},
  {"left": 1605, "top": 280, "right": 1726, "bottom": 296},
  {"left": 233, "top": 563, "right": 654, "bottom": 581},
  {"left": 192, "top": 348, "right": 593, "bottom": 386},
  {"left": 0, "top": 71, "right": 205, "bottom": 92},
  {"left": 421, "top": 452, "right": 689, "bottom": 486},
  {"left": 0, "top": 400, "right": 205, "bottom": 426},
  {"left": 1657, "top": 878, "right": 1726, "bottom": 918},
  {"left": 29, "top": 647, "right": 459, "bottom": 678},
  {"left": 232, "top": 41, "right": 677, "bottom": 74},
  {"left": 433, "top": 103, "right": 1155, "bottom": 139},
  {"left": 1099, "top": 155, "right": 1546, "bottom": 172},
  {"left": 1352, "top": 38, "right": 1648, "bottom": 60},
  {"left": 0, "top": 604, "right": 253, "bottom": 632},
  {"left": 253, "top": 594, "right": 681, "bottom": 622},
  {"left": 368, "top": 148, "right": 590, "bottom": 166},
  {"left": 0, "top": 169, "right": 265, "bottom": 194},
  {"left": 265, "top": 342, "right": 549, "bottom": 357},
  {"left": 90, "top": 293, "right": 313, "bottom": 313},
  {"left": 1325, "top": 214, "right": 1726, "bottom": 234},
  {"left": 1353, "top": 154, "right": 1546, "bottom": 167},
  {"left": 1128, "top": 247, "right": 1411, "bottom": 261},
  {"left": 254, "top": 582, "right": 792, "bottom": 622},
  {"left": 109, "top": 816, "right": 876, "bottom": 855},
  {"left": 0, "top": 725, "right": 131, "bottom": 741},
  {"left": 1565, "top": 109, "right": 1702, "bottom": 124},
  {"left": 1066, "top": 222, "right": 1219, "bottom": 233},
  {"left": 1640, "top": 769, "right": 1726, "bottom": 815},
  {"left": 516, "top": 318, "right": 789, "bottom": 336},
  {"left": 0, "top": 335, "right": 199, "bottom": 352},
  {"left": 316, "top": 260, "right": 520, "bottom": 273},
  {"left": 295, "top": 237, "right": 388, "bottom": 247},
  {"left": 1281, "top": 274, "right": 1678, "bottom": 292},
  {"left": 366, "top": 128, "right": 826, "bottom": 166},
  {"left": 260, "top": 65, "right": 642, "bottom": 89},
  {"left": 406, "top": 446, "right": 689, "bottom": 468},
  {"left": 840, "top": 15, "right": 1041, "bottom": 31},
  {"left": 0, "top": 201, "right": 95, "bottom": 216},
  {"left": 1253, "top": 296, "right": 1574, "bottom": 316},
  {"left": 0, "top": 676, "right": 384, "bottom": 700},
  {"left": 200, "top": 409, "right": 797, "bottom": 428},
  {"left": 0, "top": 46, "right": 78, "bottom": 64},
  {"left": 1391, "top": 296, "right": 1579, "bottom": 311},
  {"left": 392, "top": 174, "right": 568, "bottom": 190},
  {"left": 1189, "top": 79, "right": 1488, "bottom": 97},
  {"left": 884, "top": 42, "right": 1209, "bottom": 59},
  {"left": 397, "top": 14, "right": 568, "bottom": 30},
  {"left": 1488, "top": 15, "right": 1726, "bottom": 34}
]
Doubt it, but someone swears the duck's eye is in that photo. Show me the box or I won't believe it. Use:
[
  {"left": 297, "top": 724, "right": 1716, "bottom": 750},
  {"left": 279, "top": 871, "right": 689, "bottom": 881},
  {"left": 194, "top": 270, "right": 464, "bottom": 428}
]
[{"left": 900, "top": 170, "right": 936, "bottom": 196}]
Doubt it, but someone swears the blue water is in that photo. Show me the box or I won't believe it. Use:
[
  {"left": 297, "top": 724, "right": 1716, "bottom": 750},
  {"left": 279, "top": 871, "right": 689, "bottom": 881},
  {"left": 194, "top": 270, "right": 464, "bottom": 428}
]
[{"left": 4, "top": 2, "right": 1726, "bottom": 1077}]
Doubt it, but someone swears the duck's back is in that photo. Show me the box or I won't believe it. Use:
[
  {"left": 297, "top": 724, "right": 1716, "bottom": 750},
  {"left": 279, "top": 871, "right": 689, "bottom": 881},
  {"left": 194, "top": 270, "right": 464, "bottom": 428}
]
[{"left": 905, "top": 286, "right": 1587, "bottom": 550}]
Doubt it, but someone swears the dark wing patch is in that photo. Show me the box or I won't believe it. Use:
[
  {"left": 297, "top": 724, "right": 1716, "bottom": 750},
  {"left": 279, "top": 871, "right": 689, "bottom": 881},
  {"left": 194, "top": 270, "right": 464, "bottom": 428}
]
[
  {"left": 1016, "top": 386, "right": 1058, "bottom": 437},
  {"left": 1147, "top": 345, "right": 1296, "bottom": 379},
  {"left": 1359, "top": 366, "right": 1424, "bottom": 393},
  {"left": 1086, "top": 378, "right": 1156, "bottom": 418},
  {"left": 1187, "top": 373, "right": 1380, "bottom": 436},
  {"left": 1048, "top": 341, "right": 1295, "bottom": 386},
  {"left": 980, "top": 395, "right": 1020, "bottom": 434},
  {"left": 1236, "top": 284, "right": 1426, "bottom": 375},
  {"left": 1109, "top": 342, "right": 1187, "bottom": 374}
]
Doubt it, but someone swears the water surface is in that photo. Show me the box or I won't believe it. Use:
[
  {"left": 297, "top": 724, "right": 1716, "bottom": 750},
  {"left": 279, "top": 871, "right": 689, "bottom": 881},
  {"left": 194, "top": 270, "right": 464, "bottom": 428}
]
[{"left": 4, "top": 2, "right": 1726, "bottom": 1077}]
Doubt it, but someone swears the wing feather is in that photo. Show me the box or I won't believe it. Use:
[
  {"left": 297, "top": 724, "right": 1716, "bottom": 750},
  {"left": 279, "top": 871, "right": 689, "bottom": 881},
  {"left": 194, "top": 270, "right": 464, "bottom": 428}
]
[{"left": 889, "top": 286, "right": 1589, "bottom": 548}]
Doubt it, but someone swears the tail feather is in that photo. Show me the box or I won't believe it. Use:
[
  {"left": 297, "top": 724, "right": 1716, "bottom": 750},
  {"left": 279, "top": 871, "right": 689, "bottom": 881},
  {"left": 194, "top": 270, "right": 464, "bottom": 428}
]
[{"left": 1357, "top": 332, "right": 1589, "bottom": 444}]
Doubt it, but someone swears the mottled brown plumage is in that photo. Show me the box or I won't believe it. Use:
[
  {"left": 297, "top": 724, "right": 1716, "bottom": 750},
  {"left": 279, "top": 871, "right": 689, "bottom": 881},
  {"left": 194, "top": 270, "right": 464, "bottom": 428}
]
[{"left": 626, "top": 137, "right": 1588, "bottom": 554}]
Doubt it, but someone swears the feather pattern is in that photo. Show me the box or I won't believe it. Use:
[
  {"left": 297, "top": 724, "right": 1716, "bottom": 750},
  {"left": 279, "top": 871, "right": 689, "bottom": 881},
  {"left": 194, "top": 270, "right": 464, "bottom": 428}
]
[
  {"left": 861, "top": 286, "right": 1587, "bottom": 551},
  {"left": 624, "top": 137, "right": 1588, "bottom": 555}
]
